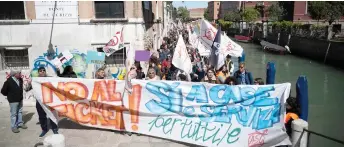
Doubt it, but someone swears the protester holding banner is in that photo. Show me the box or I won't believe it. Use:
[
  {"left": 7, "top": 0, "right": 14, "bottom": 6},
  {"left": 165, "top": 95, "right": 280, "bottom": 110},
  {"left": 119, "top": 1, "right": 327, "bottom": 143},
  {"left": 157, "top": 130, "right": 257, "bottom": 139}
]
[
  {"left": 145, "top": 68, "right": 160, "bottom": 80},
  {"left": 201, "top": 68, "right": 220, "bottom": 84},
  {"left": 216, "top": 65, "right": 230, "bottom": 83},
  {"left": 57, "top": 65, "right": 77, "bottom": 78},
  {"left": 224, "top": 76, "right": 237, "bottom": 85},
  {"left": 35, "top": 67, "right": 59, "bottom": 137},
  {"left": 134, "top": 61, "right": 145, "bottom": 80},
  {"left": 254, "top": 78, "right": 265, "bottom": 85},
  {"left": 95, "top": 68, "right": 106, "bottom": 79},
  {"left": 234, "top": 63, "right": 254, "bottom": 85}
]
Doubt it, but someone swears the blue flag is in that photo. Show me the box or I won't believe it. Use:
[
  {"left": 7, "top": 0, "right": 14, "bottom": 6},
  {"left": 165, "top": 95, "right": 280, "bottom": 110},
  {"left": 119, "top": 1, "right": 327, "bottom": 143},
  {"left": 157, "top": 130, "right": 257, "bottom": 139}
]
[{"left": 210, "top": 25, "right": 221, "bottom": 69}]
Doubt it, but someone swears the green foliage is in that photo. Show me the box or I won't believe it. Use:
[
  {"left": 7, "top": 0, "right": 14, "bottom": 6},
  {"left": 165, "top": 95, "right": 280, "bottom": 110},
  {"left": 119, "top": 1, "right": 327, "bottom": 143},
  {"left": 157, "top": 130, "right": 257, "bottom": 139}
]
[
  {"left": 267, "top": 3, "right": 285, "bottom": 21},
  {"left": 172, "top": 7, "right": 177, "bottom": 20},
  {"left": 308, "top": 1, "right": 327, "bottom": 22},
  {"left": 203, "top": 8, "right": 211, "bottom": 21},
  {"left": 324, "top": 2, "right": 344, "bottom": 25},
  {"left": 272, "top": 21, "right": 305, "bottom": 32},
  {"left": 308, "top": 1, "right": 344, "bottom": 25},
  {"left": 223, "top": 10, "right": 241, "bottom": 22},
  {"left": 218, "top": 19, "right": 233, "bottom": 30},
  {"left": 177, "top": 6, "right": 190, "bottom": 22},
  {"left": 242, "top": 8, "right": 259, "bottom": 23}
]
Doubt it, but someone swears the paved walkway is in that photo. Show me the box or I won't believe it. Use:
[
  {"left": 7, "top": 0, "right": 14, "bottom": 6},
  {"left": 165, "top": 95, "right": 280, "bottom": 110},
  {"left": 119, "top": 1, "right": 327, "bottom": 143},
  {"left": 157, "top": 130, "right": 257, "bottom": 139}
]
[{"left": 0, "top": 106, "right": 194, "bottom": 147}]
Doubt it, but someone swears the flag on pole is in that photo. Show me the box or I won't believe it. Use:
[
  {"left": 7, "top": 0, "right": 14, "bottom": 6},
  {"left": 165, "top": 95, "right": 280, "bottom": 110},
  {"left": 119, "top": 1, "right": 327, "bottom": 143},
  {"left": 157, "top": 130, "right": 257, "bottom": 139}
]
[
  {"left": 210, "top": 26, "right": 223, "bottom": 70},
  {"left": 103, "top": 27, "right": 125, "bottom": 56},
  {"left": 172, "top": 35, "right": 192, "bottom": 74},
  {"left": 199, "top": 19, "right": 243, "bottom": 58}
]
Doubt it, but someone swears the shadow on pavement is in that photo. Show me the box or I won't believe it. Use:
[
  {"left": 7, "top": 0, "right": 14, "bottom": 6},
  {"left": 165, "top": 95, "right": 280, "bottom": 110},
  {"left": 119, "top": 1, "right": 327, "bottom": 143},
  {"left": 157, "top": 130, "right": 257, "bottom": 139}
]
[
  {"left": 23, "top": 112, "right": 35, "bottom": 124},
  {"left": 58, "top": 118, "right": 99, "bottom": 130}
]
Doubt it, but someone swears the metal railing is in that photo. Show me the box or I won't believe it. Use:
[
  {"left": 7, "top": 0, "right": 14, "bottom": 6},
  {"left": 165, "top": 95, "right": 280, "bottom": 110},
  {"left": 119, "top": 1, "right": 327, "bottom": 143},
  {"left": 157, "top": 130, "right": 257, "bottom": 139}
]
[{"left": 297, "top": 129, "right": 344, "bottom": 147}]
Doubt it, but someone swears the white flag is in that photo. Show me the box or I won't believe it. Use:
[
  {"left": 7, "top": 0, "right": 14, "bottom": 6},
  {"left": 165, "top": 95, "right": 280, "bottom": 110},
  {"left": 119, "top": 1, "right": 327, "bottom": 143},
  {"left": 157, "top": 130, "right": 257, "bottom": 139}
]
[
  {"left": 125, "top": 43, "right": 135, "bottom": 72},
  {"left": 220, "top": 34, "right": 244, "bottom": 57},
  {"left": 103, "top": 27, "right": 124, "bottom": 56},
  {"left": 172, "top": 35, "right": 192, "bottom": 74},
  {"left": 200, "top": 19, "right": 243, "bottom": 57}
]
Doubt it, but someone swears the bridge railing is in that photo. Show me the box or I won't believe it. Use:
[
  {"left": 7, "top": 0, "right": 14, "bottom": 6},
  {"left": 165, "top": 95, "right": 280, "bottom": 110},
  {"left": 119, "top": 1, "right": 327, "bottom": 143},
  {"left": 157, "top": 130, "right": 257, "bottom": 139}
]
[{"left": 295, "top": 128, "right": 344, "bottom": 147}]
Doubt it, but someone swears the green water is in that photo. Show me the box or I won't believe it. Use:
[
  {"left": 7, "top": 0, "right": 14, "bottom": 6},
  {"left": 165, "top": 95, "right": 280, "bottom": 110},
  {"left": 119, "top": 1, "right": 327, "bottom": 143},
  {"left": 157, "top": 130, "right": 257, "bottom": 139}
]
[{"left": 239, "top": 42, "right": 344, "bottom": 147}]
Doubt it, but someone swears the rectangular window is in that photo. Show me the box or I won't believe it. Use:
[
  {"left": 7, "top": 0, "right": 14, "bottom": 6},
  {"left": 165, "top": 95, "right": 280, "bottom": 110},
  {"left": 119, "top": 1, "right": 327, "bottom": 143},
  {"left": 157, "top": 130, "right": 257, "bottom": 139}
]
[
  {"left": 96, "top": 47, "right": 126, "bottom": 66},
  {"left": 95, "top": 1, "right": 124, "bottom": 18},
  {"left": 143, "top": 1, "right": 150, "bottom": 10},
  {"left": 0, "top": 48, "right": 29, "bottom": 70},
  {"left": 0, "top": 1, "right": 25, "bottom": 20}
]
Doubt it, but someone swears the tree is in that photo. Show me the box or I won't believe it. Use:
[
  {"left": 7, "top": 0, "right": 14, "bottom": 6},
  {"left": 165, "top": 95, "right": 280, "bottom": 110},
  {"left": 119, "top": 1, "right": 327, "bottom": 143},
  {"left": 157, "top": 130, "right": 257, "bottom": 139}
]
[
  {"left": 242, "top": 8, "right": 259, "bottom": 23},
  {"left": 177, "top": 6, "right": 190, "bottom": 22},
  {"left": 308, "top": 1, "right": 327, "bottom": 24},
  {"left": 324, "top": 2, "right": 344, "bottom": 25},
  {"left": 172, "top": 7, "right": 177, "bottom": 20},
  {"left": 203, "top": 8, "right": 211, "bottom": 20},
  {"left": 267, "top": 3, "right": 285, "bottom": 21},
  {"left": 223, "top": 10, "right": 241, "bottom": 22},
  {"left": 323, "top": 2, "right": 344, "bottom": 40}
]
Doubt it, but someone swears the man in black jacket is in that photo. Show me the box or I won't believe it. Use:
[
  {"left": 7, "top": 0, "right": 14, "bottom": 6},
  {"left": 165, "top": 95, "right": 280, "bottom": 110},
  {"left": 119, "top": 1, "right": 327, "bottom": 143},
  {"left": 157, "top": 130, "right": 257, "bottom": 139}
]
[
  {"left": 1, "top": 69, "right": 29, "bottom": 133},
  {"left": 34, "top": 67, "right": 59, "bottom": 137}
]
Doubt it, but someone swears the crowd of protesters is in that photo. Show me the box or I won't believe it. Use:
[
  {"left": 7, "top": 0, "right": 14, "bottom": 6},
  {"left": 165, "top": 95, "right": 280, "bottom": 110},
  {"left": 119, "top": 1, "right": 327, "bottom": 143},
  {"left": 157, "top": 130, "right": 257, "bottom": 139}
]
[
  {"left": 129, "top": 25, "right": 265, "bottom": 87},
  {"left": 0, "top": 22, "right": 299, "bottom": 141}
]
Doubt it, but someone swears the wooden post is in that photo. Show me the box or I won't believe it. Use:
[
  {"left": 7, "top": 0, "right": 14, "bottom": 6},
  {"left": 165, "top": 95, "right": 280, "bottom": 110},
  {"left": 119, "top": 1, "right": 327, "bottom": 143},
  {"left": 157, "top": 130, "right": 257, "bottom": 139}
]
[
  {"left": 323, "top": 42, "right": 332, "bottom": 63},
  {"left": 277, "top": 33, "right": 280, "bottom": 45}
]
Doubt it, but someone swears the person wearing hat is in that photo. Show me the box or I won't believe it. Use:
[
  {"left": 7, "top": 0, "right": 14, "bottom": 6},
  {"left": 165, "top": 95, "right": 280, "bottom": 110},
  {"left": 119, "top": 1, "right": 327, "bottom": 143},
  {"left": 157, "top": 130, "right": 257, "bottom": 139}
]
[
  {"left": 35, "top": 67, "right": 59, "bottom": 137},
  {"left": 1, "top": 69, "right": 30, "bottom": 133}
]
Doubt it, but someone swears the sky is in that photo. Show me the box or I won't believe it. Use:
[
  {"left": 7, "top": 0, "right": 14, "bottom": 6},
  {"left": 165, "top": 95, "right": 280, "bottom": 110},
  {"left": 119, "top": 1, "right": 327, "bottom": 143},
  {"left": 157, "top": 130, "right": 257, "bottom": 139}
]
[{"left": 172, "top": 1, "right": 208, "bottom": 9}]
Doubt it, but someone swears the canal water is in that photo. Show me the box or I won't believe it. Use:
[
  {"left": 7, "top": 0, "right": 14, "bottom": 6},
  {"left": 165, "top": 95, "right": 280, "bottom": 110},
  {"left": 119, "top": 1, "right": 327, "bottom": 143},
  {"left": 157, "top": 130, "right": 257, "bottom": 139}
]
[{"left": 237, "top": 42, "right": 344, "bottom": 147}]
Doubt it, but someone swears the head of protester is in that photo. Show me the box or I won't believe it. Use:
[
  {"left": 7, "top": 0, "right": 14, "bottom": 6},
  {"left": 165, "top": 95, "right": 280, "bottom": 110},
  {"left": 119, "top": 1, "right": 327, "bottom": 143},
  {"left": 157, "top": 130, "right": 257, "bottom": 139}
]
[
  {"left": 95, "top": 68, "right": 106, "bottom": 79},
  {"left": 146, "top": 67, "right": 160, "bottom": 80},
  {"left": 202, "top": 68, "right": 220, "bottom": 84},
  {"left": 254, "top": 78, "right": 265, "bottom": 85},
  {"left": 234, "top": 62, "right": 254, "bottom": 85},
  {"left": 60, "top": 65, "right": 77, "bottom": 78},
  {"left": 38, "top": 66, "right": 47, "bottom": 77},
  {"left": 224, "top": 76, "right": 237, "bottom": 85}
]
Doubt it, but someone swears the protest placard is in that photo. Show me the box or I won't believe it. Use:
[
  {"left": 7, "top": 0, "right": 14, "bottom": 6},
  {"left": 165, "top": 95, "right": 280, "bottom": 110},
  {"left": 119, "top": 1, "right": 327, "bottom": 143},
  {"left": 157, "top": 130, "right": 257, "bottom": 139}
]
[{"left": 51, "top": 50, "right": 74, "bottom": 68}]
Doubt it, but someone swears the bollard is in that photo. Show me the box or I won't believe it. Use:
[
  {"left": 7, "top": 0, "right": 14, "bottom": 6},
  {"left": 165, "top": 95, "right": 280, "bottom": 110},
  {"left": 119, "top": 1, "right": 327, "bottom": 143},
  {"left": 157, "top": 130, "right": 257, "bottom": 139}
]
[
  {"left": 291, "top": 119, "right": 308, "bottom": 147},
  {"left": 238, "top": 51, "right": 245, "bottom": 63},
  {"left": 45, "top": 134, "right": 65, "bottom": 147},
  {"left": 266, "top": 62, "right": 276, "bottom": 84},
  {"left": 296, "top": 76, "right": 309, "bottom": 121}
]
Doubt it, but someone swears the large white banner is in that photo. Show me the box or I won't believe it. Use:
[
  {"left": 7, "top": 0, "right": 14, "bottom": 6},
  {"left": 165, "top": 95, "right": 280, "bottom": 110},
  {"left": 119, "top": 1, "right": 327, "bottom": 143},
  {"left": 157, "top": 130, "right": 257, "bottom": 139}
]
[{"left": 31, "top": 77, "right": 291, "bottom": 147}]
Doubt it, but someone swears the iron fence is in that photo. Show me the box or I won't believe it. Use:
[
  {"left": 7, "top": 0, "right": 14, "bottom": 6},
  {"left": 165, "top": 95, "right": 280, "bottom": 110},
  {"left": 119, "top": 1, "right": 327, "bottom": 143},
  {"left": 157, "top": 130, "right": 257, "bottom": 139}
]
[{"left": 297, "top": 129, "right": 344, "bottom": 147}]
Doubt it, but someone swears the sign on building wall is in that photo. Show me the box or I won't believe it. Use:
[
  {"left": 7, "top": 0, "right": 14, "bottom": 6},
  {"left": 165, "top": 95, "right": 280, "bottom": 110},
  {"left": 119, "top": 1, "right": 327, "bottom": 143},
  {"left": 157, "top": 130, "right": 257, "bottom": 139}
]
[{"left": 35, "top": 1, "right": 78, "bottom": 19}]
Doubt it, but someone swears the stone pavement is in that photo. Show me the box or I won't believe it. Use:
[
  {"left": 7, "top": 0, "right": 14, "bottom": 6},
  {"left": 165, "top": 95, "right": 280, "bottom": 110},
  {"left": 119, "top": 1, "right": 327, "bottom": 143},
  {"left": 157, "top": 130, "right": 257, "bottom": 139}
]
[{"left": 0, "top": 106, "right": 196, "bottom": 147}]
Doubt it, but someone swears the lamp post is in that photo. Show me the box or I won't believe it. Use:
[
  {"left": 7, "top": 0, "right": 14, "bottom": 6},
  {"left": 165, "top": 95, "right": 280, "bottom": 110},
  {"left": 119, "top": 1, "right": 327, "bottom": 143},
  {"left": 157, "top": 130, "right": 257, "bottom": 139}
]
[{"left": 47, "top": 1, "right": 57, "bottom": 60}]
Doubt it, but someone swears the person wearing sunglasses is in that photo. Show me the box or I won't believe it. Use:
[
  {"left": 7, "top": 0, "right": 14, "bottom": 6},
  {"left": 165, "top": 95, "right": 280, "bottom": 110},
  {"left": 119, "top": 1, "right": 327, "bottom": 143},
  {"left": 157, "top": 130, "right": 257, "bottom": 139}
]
[
  {"left": 233, "top": 62, "right": 254, "bottom": 85},
  {"left": 36, "top": 67, "right": 60, "bottom": 137}
]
